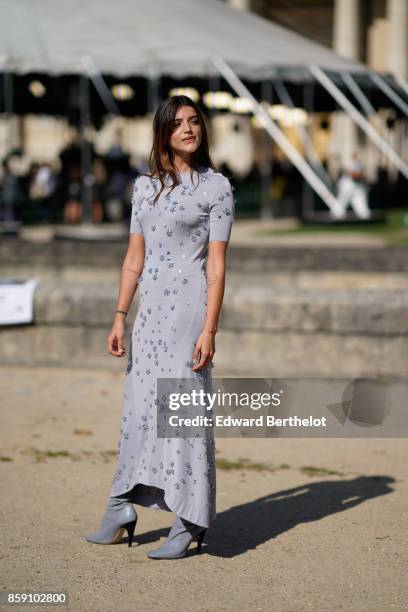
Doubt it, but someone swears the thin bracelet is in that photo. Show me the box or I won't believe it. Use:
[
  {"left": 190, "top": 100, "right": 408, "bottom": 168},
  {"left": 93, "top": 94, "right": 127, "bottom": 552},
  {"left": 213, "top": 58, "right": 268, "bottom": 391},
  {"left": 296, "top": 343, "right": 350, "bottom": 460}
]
[{"left": 116, "top": 310, "right": 128, "bottom": 316}]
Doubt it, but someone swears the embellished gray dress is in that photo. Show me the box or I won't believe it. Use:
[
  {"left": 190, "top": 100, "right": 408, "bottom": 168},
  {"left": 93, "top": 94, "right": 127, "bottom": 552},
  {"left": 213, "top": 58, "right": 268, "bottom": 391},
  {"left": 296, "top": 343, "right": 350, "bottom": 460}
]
[{"left": 109, "top": 165, "right": 235, "bottom": 528}]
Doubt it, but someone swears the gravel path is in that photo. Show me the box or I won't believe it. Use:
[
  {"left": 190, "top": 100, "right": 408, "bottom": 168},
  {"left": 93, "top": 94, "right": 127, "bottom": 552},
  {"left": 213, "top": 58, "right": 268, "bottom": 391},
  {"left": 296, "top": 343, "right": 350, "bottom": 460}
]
[{"left": 0, "top": 365, "right": 407, "bottom": 612}]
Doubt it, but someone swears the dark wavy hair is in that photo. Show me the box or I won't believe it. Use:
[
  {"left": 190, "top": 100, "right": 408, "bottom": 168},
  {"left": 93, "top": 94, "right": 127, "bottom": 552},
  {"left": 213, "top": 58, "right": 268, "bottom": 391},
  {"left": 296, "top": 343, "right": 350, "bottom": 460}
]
[{"left": 145, "top": 95, "right": 218, "bottom": 203}]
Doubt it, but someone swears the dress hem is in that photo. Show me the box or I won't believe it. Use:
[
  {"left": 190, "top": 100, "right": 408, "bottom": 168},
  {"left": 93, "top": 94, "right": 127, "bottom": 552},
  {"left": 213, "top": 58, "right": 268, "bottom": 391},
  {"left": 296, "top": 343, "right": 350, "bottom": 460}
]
[{"left": 110, "top": 478, "right": 215, "bottom": 529}]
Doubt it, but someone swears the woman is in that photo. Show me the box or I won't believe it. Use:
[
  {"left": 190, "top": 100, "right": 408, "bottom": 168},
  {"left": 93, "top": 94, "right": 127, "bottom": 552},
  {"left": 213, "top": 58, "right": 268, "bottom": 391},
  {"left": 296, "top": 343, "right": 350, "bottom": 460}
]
[{"left": 85, "top": 95, "right": 235, "bottom": 559}]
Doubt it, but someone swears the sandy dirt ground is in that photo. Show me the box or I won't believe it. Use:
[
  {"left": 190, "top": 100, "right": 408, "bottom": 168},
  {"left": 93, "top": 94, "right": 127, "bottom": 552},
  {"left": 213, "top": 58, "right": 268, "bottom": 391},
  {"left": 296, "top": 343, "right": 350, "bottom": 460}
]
[{"left": 0, "top": 365, "right": 407, "bottom": 612}]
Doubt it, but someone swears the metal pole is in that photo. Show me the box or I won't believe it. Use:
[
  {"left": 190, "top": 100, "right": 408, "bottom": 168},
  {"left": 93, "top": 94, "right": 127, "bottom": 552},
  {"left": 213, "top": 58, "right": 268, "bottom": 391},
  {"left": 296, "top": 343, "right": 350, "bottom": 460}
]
[
  {"left": 211, "top": 56, "right": 345, "bottom": 218},
  {"left": 274, "top": 73, "right": 332, "bottom": 186},
  {"left": 309, "top": 65, "right": 408, "bottom": 180},
  {"left": 260, "top": 78, "right": 273, "bottom": 218},
  {"left": 370, "top": 73, "right": 408, "bottom": 117},
  {"left": 341, "top": 73, "right": 376, "bottom": 116},
  {"left": 80, "top": 55, "right": 120, "bottom": 115},
  {"left": 207, "top": 60, "right": 221, "bottom": 121},
  {"left": 395, "top": 76, "right": 408, "bottom": 100},
  {"left": 3, "top": 72, "right": 13, "bottom": 153},
  {"left": 79, "top": 73, "right": 93, "bottom": 223},
  {"left": 302, "top": 79, "right": 316, "bottom": 219},
  {"left": 2, "top": 71, "right": 15, "bottom": 223},
  {"left": 148, "top": 58, "right": 161, "bottom": 114}
]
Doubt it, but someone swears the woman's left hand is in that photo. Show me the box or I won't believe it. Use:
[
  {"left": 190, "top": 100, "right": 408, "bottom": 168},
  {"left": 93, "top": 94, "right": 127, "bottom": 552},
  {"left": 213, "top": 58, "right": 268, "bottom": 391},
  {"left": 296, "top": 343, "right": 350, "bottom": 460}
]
[{"left": 192, "top": 330, "right": 215, "bottom": 371}]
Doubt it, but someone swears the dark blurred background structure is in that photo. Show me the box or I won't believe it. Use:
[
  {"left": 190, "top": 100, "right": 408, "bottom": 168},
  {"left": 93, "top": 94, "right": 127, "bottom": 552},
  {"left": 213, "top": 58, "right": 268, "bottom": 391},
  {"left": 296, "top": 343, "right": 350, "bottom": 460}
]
[{"left": 0, "top": 0, "right": 407, "bottom": 234}]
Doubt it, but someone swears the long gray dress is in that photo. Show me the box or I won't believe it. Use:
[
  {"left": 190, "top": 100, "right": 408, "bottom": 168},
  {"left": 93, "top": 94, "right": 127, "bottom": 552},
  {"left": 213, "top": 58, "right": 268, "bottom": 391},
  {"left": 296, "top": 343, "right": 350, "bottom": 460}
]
[{"left": 109, "top": 165, "right": 235, "bottom": 528}]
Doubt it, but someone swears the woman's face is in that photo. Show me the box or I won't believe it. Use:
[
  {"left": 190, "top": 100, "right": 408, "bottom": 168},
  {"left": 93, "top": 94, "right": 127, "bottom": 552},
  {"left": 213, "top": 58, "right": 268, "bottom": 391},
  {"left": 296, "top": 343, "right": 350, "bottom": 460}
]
[{"left": 168, "top": 105, "right": 202, "bottom": 157}]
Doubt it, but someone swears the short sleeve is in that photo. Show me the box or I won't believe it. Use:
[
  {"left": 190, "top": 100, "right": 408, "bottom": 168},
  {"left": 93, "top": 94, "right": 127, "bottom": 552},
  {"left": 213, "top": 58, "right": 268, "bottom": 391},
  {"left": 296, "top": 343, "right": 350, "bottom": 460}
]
[
  {"left": 129, "top": 177, "right": 144, "bottom": 235},
  {"left": 208, "top": 178, "right": 235, "bottom": 243}
]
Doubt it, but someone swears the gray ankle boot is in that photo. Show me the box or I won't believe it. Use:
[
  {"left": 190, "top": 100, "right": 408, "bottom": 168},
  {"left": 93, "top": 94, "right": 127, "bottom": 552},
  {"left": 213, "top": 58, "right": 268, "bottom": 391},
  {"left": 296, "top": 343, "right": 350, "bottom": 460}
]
[
  {"left": 147, "top": 515, "right": 206, "bottom": 559},
  {"left": 85, "top": 495, "right": 137, "bottom": 547}
]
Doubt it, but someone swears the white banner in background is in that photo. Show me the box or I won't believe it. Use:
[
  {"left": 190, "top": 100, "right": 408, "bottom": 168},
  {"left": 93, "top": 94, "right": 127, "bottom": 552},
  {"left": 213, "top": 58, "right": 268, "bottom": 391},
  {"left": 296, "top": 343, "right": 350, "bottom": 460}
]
[{"left": 0, "top": 278, "right": 40, "bottom": 325}]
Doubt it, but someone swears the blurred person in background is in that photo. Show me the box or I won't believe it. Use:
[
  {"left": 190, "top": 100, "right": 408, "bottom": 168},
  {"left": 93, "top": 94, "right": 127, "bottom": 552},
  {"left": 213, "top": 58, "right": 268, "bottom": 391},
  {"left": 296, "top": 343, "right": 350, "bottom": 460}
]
[
  {"left": 59, "top": 141, "right": 82, "bottom": 223},
  {"left": 337, "top": 154, "right": 371, "bottom": 220},
  {"left": 29, "top": 161, "right": 58, "bottom": 223},
  {"left": 0, "top": 153, "right": 25, "bottom": 224},
  {"left": 58, "top": 139, "right": 104, "bottom": 223},
  {"left": 104, "top": 146, "right": 132, "bottom": 222}
]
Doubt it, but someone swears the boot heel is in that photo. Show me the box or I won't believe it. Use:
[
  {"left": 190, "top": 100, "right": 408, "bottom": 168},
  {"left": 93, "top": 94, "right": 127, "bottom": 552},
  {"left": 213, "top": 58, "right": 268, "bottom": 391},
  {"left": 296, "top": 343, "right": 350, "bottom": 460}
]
[
  {"left": 123, "top": 520, "right": 137, "bottom": 547},
  {"left": 147, "top": 517, "right": 208, "bottom": 560},
  {"left": 196, "top": 529, "right": 206, "bottom": 554},
  {"left": 85, "top": 497, "right": 137, "bottom": 546}
]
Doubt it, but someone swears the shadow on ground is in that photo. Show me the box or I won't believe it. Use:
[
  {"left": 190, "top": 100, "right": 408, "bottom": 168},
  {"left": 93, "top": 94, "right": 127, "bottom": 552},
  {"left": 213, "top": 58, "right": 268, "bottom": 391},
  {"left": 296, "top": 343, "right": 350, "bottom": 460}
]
[{"left": 129, "top": 475, "right": 395, "bottom": 557}]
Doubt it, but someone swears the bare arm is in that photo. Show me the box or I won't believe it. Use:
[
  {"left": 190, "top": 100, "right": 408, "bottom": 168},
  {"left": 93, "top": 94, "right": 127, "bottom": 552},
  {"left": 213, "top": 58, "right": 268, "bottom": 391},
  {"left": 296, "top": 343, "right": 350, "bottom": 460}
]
[
  {"left": 108, "top": 233, "right": 145, "bottom": 357},
  {"left": 192, "top": 240, "right": 228, "bottom": 370},
  {"left": 191, "top": 176, "right": 235, "bottom": 371},
  {"left": 203, "top": 241, "right": 228, "bottom": 334}
]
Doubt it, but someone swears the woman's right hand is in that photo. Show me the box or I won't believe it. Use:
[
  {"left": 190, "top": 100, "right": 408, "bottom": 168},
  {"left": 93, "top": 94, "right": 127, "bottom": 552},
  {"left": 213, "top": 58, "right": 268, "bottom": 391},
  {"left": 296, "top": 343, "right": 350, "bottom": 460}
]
[{"left": 108, "top": 316, "right": 126, "bottom": 357}]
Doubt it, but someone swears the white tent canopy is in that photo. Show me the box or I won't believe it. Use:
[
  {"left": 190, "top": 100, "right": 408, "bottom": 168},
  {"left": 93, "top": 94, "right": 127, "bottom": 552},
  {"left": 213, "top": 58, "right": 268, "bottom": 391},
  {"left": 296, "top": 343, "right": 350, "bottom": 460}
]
[
  {"left": 0, "top": 0, "right": 368, "bottom": 80},
  {"left": 4, "top": 0, "right": 406, "bottom": 219}
]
